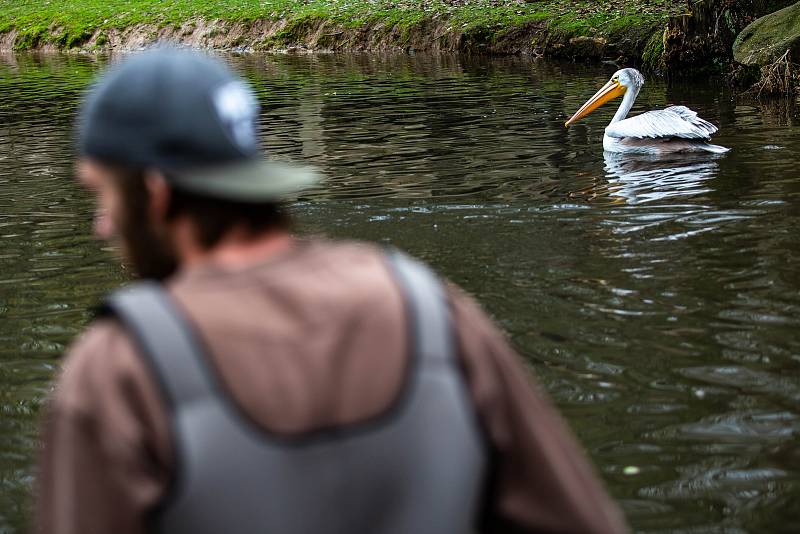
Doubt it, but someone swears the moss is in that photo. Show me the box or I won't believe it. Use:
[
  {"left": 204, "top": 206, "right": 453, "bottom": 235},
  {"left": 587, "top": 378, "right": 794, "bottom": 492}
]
[
  {"left": 95, "top": 31, "right": 108, "bottom": 46},
  {"left": 66, "top": 28, "right": 94, "bottom": 48},
  {"left": 641, "top": 28, "right": 665, "bottom": 72},
  {"left": 270, "top": 15, "right": 326, "bottom": 47},
  {"left": 12, "top": 25, "right": 51, "bottom": 50},
  {"left": 733, "top": 2, "right": 800, "bottom": 66},
  {"left": 460, "top": 23, "right": 498, "bottom": 52}
]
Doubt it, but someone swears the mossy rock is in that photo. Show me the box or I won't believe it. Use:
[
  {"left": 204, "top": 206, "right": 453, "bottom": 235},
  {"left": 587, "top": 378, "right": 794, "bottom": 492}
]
[{"left": 734, "top": 1, "right": 800, "bottom": 66}]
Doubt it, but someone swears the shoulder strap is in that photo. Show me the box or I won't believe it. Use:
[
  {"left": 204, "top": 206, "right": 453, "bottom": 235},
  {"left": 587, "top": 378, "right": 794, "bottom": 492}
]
[
  {"left": 100, "top": 281, "right": 214, "bottom": 410},
  {"left": 385, "top": 250, "right": 454, "bottom": 364}
]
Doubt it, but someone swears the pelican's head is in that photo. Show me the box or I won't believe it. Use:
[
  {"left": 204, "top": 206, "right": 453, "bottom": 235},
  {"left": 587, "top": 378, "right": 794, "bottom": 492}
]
[{"left": 565, "top": 68, "right": 644, "bottom": 127}]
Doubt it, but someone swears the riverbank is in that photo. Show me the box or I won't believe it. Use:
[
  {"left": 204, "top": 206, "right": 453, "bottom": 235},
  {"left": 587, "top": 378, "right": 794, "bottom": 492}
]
[
  {"left": 0, "top": 0, "right": 685, "bottom": 63},
  {"left": 0, "top": 0, "right": 795, "bottom": 80}
]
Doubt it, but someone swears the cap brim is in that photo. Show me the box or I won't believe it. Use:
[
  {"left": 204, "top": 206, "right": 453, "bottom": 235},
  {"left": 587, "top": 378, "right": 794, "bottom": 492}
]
[{"left": 166, "top": 158, "right": 321, "bottom": 202}]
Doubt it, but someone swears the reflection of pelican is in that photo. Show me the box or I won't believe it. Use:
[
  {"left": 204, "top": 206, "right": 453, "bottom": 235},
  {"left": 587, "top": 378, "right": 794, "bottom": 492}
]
[
  {"left": 565, "top": 68, "right": 729, "bottom": 155},
  {"left": 603, "top": 151, "right": 719, "bottom": 204}
]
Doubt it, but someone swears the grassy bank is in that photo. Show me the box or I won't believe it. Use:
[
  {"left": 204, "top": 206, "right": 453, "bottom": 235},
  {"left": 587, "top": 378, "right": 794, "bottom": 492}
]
[{"left": 0, "top": 0, "right": 687, "bottom": 61}]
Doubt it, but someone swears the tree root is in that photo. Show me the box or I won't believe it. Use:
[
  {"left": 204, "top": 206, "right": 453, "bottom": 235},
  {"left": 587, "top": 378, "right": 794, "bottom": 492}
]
[{"left": 745, "top": 49, "right": 800, "bottom": 98}]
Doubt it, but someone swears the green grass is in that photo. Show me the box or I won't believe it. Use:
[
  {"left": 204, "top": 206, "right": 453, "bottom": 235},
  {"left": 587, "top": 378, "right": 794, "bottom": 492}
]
[{"left": 0, "top": 0, "right": 689, "bottom": 50}]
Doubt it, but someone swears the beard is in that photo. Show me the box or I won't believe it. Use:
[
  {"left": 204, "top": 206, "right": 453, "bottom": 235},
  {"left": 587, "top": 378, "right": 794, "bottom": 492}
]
[{"left": 98, "top": 165, "right": 178, "bottom": 282}]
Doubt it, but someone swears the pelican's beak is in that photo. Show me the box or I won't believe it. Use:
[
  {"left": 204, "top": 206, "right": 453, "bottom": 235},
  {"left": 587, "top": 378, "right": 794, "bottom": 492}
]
[{"left": 564, "top": 79, "right": 627, "bottom": 127}]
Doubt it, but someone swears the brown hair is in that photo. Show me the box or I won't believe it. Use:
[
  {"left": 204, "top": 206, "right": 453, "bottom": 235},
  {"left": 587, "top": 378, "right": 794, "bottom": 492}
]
[{"left": 113, "top": 167, "right": 291, "bottom": 250}]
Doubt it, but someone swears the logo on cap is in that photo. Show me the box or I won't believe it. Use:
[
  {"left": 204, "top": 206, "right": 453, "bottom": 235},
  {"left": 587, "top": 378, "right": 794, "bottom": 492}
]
[{"left": 212, "top": 81, "right": 259, "bottom": 152}]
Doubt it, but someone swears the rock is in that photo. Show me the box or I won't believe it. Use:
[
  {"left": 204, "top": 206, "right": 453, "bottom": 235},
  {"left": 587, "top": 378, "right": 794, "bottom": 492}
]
[
  {"left": 656, "top": 1, "right": 796, "bottom": 75},
  {"left": 734, "top": 1, "right": 800, "bottom": 66}
]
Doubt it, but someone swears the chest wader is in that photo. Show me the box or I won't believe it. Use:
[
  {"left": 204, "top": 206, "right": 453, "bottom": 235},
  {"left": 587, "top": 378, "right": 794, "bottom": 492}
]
[{"left": 102, "top": 251, "right": 487, "bottom": 534}]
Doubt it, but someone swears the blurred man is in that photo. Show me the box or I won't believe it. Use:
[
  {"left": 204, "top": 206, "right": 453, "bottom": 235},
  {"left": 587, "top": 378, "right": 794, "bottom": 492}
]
[{"left": 36, "top": 49, "right": 627, "bottom": 534}]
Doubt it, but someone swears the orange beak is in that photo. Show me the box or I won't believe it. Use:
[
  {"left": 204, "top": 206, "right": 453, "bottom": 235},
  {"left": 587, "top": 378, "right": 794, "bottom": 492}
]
[{"left": 565, "top": 79, "right": 627, "bottom": 127}]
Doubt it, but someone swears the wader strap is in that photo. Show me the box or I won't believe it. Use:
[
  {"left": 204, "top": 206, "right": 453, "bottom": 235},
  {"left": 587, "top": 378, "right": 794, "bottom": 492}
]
[
  {"left": 385, "top": 250, "right": 454, "bottom": 364},
  {"left": 102, "top": 281, "right": 212, "bottom": 409}
]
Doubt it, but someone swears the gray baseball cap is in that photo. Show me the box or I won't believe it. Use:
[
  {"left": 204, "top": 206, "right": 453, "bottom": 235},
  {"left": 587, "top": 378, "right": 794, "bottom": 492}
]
[{"left": 78, "top": 48, "right": 319, "bottom": 201}]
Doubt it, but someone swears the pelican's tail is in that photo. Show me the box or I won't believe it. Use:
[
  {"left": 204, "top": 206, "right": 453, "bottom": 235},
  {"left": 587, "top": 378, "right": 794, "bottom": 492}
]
[{"left": 698, "top": 143, "right": 730, "bottom": 154}]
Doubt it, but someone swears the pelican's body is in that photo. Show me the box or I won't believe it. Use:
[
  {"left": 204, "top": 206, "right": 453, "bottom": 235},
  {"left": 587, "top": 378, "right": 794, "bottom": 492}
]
[{"left": 566, "top": 69, "right": 729, "bottom": 155}]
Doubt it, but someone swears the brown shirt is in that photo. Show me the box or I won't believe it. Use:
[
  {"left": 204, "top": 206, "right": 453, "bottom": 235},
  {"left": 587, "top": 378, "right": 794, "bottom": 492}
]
[{"left": 36, "top": 239, "right": 627, "bottom": 534}]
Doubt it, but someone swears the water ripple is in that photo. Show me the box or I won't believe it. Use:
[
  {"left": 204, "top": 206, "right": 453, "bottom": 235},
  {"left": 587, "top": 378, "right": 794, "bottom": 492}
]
[{"left": 1, "top": 52, "right": 800, "bottom": 532}]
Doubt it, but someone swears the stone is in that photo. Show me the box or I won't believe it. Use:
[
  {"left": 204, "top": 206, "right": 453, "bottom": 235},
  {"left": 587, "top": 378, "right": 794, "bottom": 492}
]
[{"left": 734, "top": 1, "right": 800, "bottom": 66}]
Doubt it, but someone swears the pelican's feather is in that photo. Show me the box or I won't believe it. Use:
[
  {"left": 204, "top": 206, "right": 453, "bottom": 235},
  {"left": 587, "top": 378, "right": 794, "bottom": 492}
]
[{"left": 605, "top": 106, "right": 718, "bottom": 140}]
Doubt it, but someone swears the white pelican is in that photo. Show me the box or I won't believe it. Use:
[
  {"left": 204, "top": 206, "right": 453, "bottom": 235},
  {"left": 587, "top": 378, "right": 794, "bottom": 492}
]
[{"left": 565, "top": 68, "right": 729, "bottom": 154}]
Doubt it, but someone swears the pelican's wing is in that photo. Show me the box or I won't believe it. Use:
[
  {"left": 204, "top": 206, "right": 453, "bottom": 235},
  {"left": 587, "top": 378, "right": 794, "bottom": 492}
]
[{"left": 605, "top": 106, "right": 718, "bottom": 140}]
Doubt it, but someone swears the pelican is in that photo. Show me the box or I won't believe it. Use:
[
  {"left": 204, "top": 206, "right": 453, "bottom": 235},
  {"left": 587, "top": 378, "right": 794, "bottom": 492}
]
[{"left": 565, "top": 68, "right": 729, "bottom": 154}]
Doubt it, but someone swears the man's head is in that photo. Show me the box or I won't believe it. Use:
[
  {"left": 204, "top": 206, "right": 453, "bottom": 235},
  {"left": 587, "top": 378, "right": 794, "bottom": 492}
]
[{"left": 76, "top": 49, "right": 317, "bottom": 280}]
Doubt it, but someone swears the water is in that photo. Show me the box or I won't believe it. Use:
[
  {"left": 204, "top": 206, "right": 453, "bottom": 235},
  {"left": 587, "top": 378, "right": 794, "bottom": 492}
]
[{"left": 2, "top": 51, "right": 800, "bottom": 532}]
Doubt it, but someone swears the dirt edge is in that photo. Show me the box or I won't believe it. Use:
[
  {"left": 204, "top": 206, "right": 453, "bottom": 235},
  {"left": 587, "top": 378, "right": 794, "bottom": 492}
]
[{"left": 0, "top": 17, "right": 658, "bottom": 66}]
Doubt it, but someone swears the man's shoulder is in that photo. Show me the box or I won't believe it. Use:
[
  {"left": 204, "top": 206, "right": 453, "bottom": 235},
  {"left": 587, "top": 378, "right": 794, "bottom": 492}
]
[
  {"left": 54, "top": 318, "right": 143, "bottom": 416},
  {"left": 66, "top": 317, "right": 136, "bottom": 363},
  {"left": 302, "top": 239, "right": 500, "bottom": 329}
]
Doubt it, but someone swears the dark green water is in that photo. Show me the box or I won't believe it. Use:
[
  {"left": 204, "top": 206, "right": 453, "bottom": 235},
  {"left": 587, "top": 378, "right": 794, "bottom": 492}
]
[{"left": 1, "top": 52, "right": 799, "bottom": 532}]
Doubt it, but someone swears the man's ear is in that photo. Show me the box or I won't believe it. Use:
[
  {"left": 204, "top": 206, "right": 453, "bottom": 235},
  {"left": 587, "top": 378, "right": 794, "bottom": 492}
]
[{"left": 143, "top": 169, "right": 172, "bottom": 225}]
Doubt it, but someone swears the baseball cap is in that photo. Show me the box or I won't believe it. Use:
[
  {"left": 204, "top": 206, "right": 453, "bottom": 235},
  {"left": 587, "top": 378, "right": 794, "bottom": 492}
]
[{"left": 77, "top": 48, "right": 319, "bottom": 201}]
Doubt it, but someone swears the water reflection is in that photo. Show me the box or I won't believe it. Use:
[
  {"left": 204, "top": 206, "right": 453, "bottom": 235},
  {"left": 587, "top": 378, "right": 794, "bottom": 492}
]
[
  {"left": 603, "top": 151, "right": 720, "bottom": 205},
  {"left": 749, "top": 96, "right": 799, "bottom": 128}
]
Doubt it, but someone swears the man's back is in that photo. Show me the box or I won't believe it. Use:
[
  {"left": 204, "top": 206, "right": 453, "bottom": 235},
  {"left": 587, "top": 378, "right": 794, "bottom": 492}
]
[
  {"left": 38, "top": 239, "right": 626, "bottom": 533},
  {"left": 103, "top": 246, "right": 485, "bottom": 534}
]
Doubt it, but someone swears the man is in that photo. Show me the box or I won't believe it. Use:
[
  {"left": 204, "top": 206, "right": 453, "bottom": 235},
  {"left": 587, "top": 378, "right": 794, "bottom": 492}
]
[{"left": 36, "top": 49, "right": 626, "bottom": 534}]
